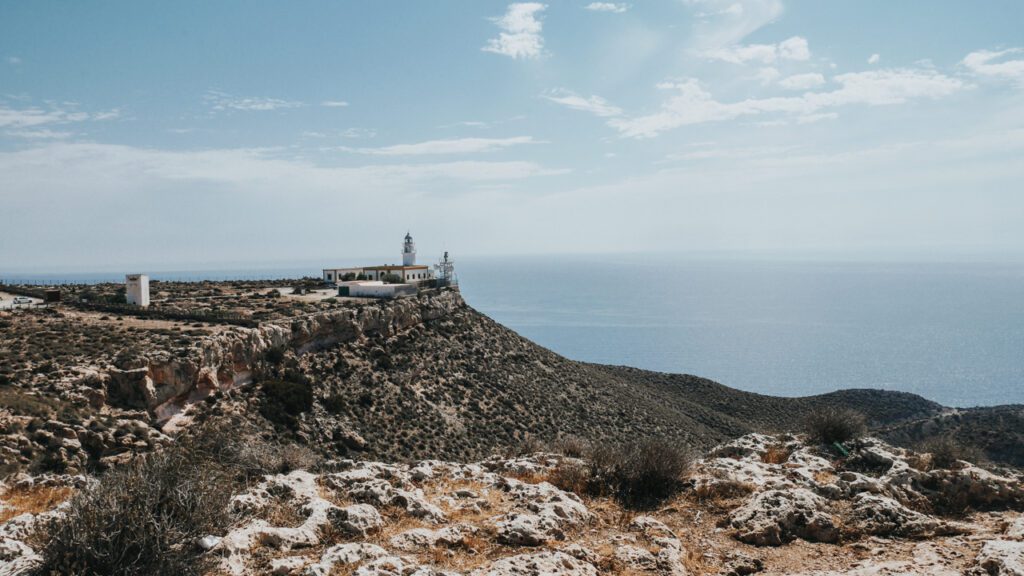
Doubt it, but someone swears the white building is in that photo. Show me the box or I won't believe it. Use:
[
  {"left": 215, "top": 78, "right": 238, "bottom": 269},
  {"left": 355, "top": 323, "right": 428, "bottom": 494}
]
[
  {"left": 125, "top": 274, "right": 150, "bottom": 307},
  {"left": 338, "top": 280, "right": 417, "bottom": 299},
  {"left": 323, "top": 232, "right": 435, "bottom": 285}
]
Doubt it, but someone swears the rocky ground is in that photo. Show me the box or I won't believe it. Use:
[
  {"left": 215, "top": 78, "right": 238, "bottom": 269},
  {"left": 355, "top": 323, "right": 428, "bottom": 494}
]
[{"left": 2, "top": 433, "right": 1023, "bottom": 575}]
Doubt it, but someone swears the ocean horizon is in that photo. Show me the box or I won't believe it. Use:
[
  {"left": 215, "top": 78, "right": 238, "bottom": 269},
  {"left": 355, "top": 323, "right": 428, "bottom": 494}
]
[{"left": 4, "top": 254, "right": 1022, "bottom": 408}]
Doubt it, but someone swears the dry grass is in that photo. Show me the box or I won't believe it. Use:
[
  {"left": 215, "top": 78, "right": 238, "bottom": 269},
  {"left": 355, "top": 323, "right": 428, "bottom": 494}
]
[
  {"left": 504, "top": 470, "right": 547, "bottom": 484},
  {"left": 0, "top": 485, "right": 74, "bottom": 523},
  {"left": 761, "top": 444, "right": 792, "bottom": 464},
  {"left": 261, "top": 500, "right": 306, "bottom": 528},
  {"left": 545, "top": 460, "right": 590, "bottom": 496},
  {"left": 814, "top": 470, "right": 838, "bottom": 485},
  {"left": 691, "top": 479, "right": 756, "bottom": 505}
]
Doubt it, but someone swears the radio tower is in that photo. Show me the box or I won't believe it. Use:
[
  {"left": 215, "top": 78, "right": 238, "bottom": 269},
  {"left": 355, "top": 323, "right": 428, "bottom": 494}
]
[{"left": 434, "top": 251, "right": 457, "bottom": 287}]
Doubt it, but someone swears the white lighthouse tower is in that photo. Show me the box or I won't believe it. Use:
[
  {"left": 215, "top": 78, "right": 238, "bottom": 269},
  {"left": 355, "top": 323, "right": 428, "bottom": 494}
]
[{"left": 402, "top": 232, "right": 416, "bottom": 266}]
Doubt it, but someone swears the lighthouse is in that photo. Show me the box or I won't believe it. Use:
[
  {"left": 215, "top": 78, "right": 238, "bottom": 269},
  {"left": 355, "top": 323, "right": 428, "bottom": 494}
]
[{"left": 402, "top": 232, "right": 416, "bottom": 266}]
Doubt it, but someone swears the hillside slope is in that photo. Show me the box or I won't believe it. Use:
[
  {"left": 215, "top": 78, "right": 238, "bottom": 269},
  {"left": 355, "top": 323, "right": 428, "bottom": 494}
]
[
  {"left": 3, "top": 285, "right": 1016, "bottom": 476},
  {"left": 228, "top": 293, "right": 947, "bottom": 462}
]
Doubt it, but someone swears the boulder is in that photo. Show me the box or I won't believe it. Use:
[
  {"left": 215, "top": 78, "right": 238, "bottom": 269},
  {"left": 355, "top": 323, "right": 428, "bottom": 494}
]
[
  {"left": 496, "top": 512, "right": 563, "bottom": 546},
  {"left": 848, "top": 493, "right": 965, "bottom": 538},
  {"left": 330, "top": 503, "right": 383, "bottom": 537},
  {"left": 730, "top": 488, "right": 839, "bottom": 546}
]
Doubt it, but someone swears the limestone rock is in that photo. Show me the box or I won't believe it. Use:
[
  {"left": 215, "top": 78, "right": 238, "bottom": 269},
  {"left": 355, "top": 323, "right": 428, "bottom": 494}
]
[
  {"left": 470, "top": 551, "right": 598, "bottom": 576},
  {"left": 496, "top": 512, "right": 563, "bottom": 546},
  {"left": 330, "top": 503, "right": 384, "bottom": 537},
  {"left": 973, "top": 540, "right": 1024, "bottom": 576},
  {"left": 848, "top": 493, "right": 964, "bottom": 538},
  {"left": 730, "top": 488, "right": 839, "bottom": 546},
  {"left": 302, "top": 543, "right": 388, "bottom": 576}
]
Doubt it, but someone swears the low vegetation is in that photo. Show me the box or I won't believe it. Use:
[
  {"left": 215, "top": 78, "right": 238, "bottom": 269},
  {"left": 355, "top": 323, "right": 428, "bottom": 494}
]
[
  {"left": 33, "top": 421, "right": 317, "bottom": 576},
  {"left": 917, "top": 436, "right": 981, "bottom": 470},
  {"left": 546, "top": 438, "right": 693, "bottom": 509},
  {"left": 804, "top": 406, "right": 867, "bottom": 445}
]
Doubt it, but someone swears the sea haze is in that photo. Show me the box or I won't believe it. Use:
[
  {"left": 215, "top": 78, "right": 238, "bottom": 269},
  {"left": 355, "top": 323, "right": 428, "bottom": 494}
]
[
  {"left": 457, "top": 255, "right": 1024, "bottom": 408},
  {"left": 4, "top": 255, "right": 1022, "bottom": 407}
]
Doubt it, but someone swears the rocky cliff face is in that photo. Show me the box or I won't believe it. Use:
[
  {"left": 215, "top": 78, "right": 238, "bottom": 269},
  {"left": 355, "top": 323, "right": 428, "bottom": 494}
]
[{"left": 107, "top": 289, "right": 465, "bottom": 425}]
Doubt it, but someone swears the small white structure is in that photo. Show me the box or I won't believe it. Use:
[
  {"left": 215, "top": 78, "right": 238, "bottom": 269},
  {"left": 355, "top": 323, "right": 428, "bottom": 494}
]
[
  {"left": 125, "top": 274, "right": 150, "bottom": 307},
  {"left": 338, "top": 280, "right": 416, "bottom": 299}
]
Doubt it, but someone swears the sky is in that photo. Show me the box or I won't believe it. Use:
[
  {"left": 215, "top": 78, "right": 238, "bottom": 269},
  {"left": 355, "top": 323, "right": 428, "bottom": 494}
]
[{"left": 1, "top": 0, "right": 1023, "bottom": 271}]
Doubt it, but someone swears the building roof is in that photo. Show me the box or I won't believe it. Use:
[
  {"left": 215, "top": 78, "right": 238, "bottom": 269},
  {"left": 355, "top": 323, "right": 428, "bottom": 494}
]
[{"left": 364, "top": 265, "right": 429, "bottom": 271}]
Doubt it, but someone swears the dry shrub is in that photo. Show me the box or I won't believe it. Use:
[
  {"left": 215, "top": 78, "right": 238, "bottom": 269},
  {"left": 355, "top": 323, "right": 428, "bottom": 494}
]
[
  {"left": 804, "top": 407, "right": 867, "bottom": 445},
  {"left": 546, "top": 460, "right": 590, "bottom": 495},
  {"left": 549, "top": 435, "right": 590, "bottom": 458},
  {"left": 588, "top": 439, "right": 692, "bottom": 510},
  {"left": 692, "top": 479, "right": 756, "bottom": 503},
  {"left": 34, "top": 420, "right": 319, "bottom": 576},
  {"left": 506, "top": 434, "right": 546, "bottom": 457},
  {"left": 917, "top": 436, "right": 981, "bottom": 470},
  {"left": 761, "top": 443, "right": 791, "bottom": 464}
]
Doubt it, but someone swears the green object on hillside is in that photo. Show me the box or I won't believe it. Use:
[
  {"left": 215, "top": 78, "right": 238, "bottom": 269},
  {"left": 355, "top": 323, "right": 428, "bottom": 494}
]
[{"left": 833, "top": 442, "right": 850, "bottom": 456}]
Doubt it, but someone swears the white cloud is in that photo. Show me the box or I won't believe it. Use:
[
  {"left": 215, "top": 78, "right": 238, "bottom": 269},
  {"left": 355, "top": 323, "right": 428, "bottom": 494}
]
[
  {"left": 542, "top": 90, "right": 623, "bottom": 117},
  {"left": 796, "top": 112, "right": 838, "bottom": 124},
  {"left": 686, "top": 0, "right": 784, "bottom": 50},
  {"left": 585, "top": 2, "right": 629, "bottom": 13},
  {"left": 703, "top": 35, "right": 810, "bottom": 64},
  {"left": 6, "top": 56, "right": 21, "bottom": 65},
  {"left": 346, "top": 136, "right": 539, "bottom": 156},
  {"left": 205, "top": 91, "right": 303, "bottom": 112},
  {"left": 0, "top": 104, "right": 115, "bottom": 128},
  {"left": 341, "top": 128, "right": 377, "bottom": 139},
  {"left": 483, "top": 3, "right": 547, "bottom": 60},
  {"left": 321, "top": 100, "right": 350, "bottom": 108},
  {"left": 4, "top": 128, "right": 74, "bottom": 139},
  {"left": 778, "top": 72, "right": 826, "bottom": 90},
  {"left": 962, "top": 48, "right": 1024, "bottom": 82},
  {"left": 755, "top": 67, "right": 780, "bottom": 84},
  {"left": 868, "top": 53, "right": 880, "bottom": 65},
  {"left": 609, "top": 68, "right": 965, "bottom": 138}
]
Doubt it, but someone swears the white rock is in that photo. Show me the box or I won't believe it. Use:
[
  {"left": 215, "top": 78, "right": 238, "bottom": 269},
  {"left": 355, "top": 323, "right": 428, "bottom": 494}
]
[
  {"left": 331, "top": 503, "right": 384, "bottom": 536},
  {"left": 389, "top": 524, "right": 475, "bottom": 551},
  {"left": 198, "top": 534, "right": 222, "bottom": 551},
  {"left": 848, "top": 493, "right": 964, "bottom": 538},
  {"left": 975, "top": 540, "right": 1024, "bottom": 576},
  {"left": 303, "top": 543, "right": 388, "bottom": 576},
  {"left": 614, "top": 545, "right": 657, "bottom": 569},
  {"left": 270, "top": 556, "right": 307, "bottom": 575},
  {"left": 729, "top": 488, "right": 838, "bottom": 546},
  {"left": 470, "top": 550, "right": 598, "bottom": 576},
  {"left": 496, "top": 512, "right": 563, "bottom": 546}
]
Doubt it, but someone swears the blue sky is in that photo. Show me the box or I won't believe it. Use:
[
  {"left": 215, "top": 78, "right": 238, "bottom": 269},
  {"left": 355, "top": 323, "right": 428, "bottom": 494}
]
[{"left": 1, "top": 1, "right": 1023, "bottom": 270}]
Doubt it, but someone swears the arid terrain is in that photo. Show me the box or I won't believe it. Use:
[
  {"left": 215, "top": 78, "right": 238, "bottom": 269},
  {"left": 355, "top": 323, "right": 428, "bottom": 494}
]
[{"left": 0, "top": 281, "right": 1022, "bottom": 575}]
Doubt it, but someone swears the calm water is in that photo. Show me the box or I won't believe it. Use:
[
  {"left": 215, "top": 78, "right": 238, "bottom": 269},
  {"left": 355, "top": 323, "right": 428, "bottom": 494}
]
[
  {"left": 5, "top": 255, "right": 1023, "bottom": 407},
  {"left": 457, "top": 255, "right": 1024, "bottom": 408}
]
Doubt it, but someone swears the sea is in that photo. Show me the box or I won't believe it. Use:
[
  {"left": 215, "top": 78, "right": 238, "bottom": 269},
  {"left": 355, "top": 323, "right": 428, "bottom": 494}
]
[{"left": 4, "top": 254, "right": 1023, "bottom": 408}]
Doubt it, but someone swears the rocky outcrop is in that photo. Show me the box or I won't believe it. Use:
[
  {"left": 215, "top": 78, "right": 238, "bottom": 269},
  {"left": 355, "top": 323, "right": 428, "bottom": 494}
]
[
  {"left": 729, "top": 488, "right": 839, "bottom": 546},
  {"left": 3, "top": 436, "right": 1024, "bottom": 576},
  {"left": 104, "top": 289, "right": 464, "bottom": 422},
  {"left": 972, "top": 540, "right": 1024, "bottom": 576}
]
